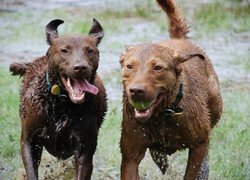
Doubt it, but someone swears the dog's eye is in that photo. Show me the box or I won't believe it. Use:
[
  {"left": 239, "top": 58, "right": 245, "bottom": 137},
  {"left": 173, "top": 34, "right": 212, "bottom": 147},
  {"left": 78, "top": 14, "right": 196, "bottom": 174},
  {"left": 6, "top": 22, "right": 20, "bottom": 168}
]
[
  {"left": 60, "top": 48, "right": 69, "bottom": 54},
  {"left": 126, "top": 64, "right": 132, "bottom": 69},
  {"left": 154, "top": 65, "right": 163, "bottom": 71},
  {"left": 87, "top": 49, "right": 94, "bottom": 54}
]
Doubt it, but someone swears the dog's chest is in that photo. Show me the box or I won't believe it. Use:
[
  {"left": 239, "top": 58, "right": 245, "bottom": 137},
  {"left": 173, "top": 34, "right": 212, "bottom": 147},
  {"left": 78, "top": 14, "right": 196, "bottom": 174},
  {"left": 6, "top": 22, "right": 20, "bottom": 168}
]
[
  {"left": 42, "top": 115, "right": 85, "bottom": 159},
  {"left": 149, "top": 117, "right": 192, "bottom": 152},
  {"left": 41, "top": 100, "right": 92, "bottom": 159}
]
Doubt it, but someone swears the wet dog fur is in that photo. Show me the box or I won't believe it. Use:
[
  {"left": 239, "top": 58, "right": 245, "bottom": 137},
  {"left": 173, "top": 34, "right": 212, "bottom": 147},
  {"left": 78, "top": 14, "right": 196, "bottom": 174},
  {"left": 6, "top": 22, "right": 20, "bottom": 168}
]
[
  {"left": 10, "top": 19, "right": 107, "bottom": 180},
  {"left": 119, "top": 0, "right": 223, "bottom": 179}
]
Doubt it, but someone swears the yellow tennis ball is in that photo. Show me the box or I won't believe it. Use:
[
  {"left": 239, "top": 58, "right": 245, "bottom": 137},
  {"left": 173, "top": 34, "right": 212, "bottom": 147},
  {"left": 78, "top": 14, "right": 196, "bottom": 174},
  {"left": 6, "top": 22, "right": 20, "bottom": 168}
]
[
  {"left": 130, "top": 100, "right": 152, "bottom": 110},
  {"left": 51, "top": 85, "right": 60, "bottom": 95}
]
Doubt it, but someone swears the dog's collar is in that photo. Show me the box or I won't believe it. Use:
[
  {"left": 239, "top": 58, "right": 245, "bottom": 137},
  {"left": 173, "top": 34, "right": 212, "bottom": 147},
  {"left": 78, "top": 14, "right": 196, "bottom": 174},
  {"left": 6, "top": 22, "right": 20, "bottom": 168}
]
[
  {"left": 163, "top": 83, "right": 184, "bottom": 117},
  {"left": 46, "top": 70, "right": 61, "bottom": 95},
  {"left": 46, "top": 70, "right": 52, "bottom": 91}
]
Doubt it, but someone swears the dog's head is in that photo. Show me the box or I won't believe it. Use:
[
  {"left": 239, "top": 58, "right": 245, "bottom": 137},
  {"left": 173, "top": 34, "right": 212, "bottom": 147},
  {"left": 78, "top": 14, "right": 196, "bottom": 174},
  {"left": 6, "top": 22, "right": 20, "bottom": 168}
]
[
  {"left": 120, "top": 44, "right": 204, "bottom": 122},
  {"left": 45, "top": 19, "right": 104, "bottom": 104}
]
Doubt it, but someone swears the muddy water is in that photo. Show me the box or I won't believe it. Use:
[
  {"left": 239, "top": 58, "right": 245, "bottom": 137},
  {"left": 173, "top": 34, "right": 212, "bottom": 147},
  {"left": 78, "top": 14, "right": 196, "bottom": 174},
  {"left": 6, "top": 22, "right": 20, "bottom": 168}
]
[{"left": 0, "top": 0, "right": 249, "bottom": 179}]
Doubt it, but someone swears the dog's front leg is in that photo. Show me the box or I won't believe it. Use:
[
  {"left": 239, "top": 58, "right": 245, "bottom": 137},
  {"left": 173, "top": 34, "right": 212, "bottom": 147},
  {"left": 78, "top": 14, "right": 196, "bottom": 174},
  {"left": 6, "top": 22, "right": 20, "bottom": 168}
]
[
  {"left": 75, "top": 153, "right": 93, "bottom": 180},
  {"left": 184, "top": 140, "right": 209, "bottom": 180},
  {"left": 21, "top": 139, "right": 43, "bottom": 180},
  {"left": 121, "top": 157, "right": 143, "bottom": 180},
  {"left": 120, "top": 134, "right": 147, "bottom": 180}
]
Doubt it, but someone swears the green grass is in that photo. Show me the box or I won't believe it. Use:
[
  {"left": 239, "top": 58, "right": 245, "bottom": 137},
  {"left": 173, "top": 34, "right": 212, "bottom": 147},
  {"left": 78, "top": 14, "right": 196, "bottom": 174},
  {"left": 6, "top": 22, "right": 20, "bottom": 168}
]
[
  {"left": 193, "top": 1, "right": 250, "bottom": 34},
  {"left": 210, "top": 83, "right": 250, "bottom": 179},
  {"left": 102, "top": 68, "right": 122, "bottom": 87},
  {"left": 93, "top": 100, "right": 122, "bottom": 179},
  {"left": 133, "top": 0, "right": 154, "bottom": 18},
  {"left": 0, "top": 12, "right": 42, "bottom": 43},
  {"left": 0, "top": 67, "right": 22, "bottom": 177},
  {"left": 226, "top": 51, "right": 250, "bottom": 72},
  {"left": 98, "top": 0, "right": 154, "bottom": 19}
]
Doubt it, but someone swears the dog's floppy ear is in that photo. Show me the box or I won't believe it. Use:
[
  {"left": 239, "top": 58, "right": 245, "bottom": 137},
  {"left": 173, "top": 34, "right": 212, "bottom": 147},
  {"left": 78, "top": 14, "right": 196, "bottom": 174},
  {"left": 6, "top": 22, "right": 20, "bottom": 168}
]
[
  {"left": 175, "top": 53, "right": 205, "bottom": 64},
  {"left": 89, "top": 18, "right": 104, "bottom": 45},
  {"left": 174, "top": 52, "right": 205, "bottom": 75},
  {"left": 46, "top": 19, "right": 64, "bottom": 45}
]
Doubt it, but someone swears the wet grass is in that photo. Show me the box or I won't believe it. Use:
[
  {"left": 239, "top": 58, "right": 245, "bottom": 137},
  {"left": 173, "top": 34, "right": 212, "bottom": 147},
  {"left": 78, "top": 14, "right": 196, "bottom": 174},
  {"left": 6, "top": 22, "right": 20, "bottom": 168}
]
[
  {"left": 0, "top": 12, "right": 42, "bottom": 43},
  {"left": 102, "top": 68, "right": 122, "bottom": 88},
  {"left": 210, "top": 82, "right": 250, "bottom": 179},
  {"left": 228, "top": 52, "right": 250, "bottom": 72},
  {"left": 193, "top": 1, "right": 250, "bottom": 35},
  {"left": 93, "top": 99, "right": 122, "bottom": 179},
  {"left": 0, "top": 67, "right": 22, "bottom": 178}
]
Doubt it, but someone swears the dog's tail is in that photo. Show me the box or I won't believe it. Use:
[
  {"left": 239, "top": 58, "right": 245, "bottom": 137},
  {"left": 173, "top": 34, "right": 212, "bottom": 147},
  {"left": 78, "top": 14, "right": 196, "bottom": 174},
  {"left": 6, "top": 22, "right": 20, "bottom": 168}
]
[
  {"left": 9, "top": 62, "right": 31, "bottom": 77},
  {"left": 156, "top": 0, "right": 189, "bottom": 39}
]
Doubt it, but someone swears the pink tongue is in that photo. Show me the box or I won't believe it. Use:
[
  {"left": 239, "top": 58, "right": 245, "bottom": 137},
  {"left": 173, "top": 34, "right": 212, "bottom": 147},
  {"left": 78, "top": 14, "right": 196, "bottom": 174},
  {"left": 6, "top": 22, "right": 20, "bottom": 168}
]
[
  {"left": 72, "top": 78, "right": 99, "bottom": 95},
  {"left": 82, "top": 79, "right": 99, "bottom": 95}
]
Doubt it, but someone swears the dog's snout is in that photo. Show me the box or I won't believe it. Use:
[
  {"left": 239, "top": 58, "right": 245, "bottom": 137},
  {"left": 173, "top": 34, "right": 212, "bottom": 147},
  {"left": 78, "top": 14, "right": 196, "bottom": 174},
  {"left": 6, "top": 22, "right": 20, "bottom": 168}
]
[
  {"left": 73, "top": 64, "right": 87, "bottom": 72},
  {"left": 129, "top": 86, "right": 145, "bottom": 98}
]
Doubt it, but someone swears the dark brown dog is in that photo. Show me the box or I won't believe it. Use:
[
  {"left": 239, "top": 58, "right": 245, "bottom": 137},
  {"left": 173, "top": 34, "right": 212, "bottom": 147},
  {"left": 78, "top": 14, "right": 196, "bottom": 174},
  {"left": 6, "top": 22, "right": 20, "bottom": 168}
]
[
  {"left": 119, "top": 0, "right": 222, "bottom": 179},
  {"left": 9, "top": 19, "right": 107, "bottom": 180}
]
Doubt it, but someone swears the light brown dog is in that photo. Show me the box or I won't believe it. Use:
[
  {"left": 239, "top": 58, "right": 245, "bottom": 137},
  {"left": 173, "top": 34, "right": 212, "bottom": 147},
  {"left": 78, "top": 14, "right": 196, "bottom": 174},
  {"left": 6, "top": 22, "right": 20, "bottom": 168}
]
[{"left": 119, "top": 0, "right": 223, "bottom": 179}]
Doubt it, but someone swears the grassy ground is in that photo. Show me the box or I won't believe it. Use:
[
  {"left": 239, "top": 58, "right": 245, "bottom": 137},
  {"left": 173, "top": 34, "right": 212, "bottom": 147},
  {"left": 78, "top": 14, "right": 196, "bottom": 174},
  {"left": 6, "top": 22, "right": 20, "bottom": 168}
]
[
  {"left": 193, "top": 0, "right": 250, "bottom": 35},
  {"left": 210, "top": 82, "right": 250, "bottom": 179},
  {"left": 0, "top": 68, "right": 22, "bottom": 176},
  {"left": 0, "top": 0, "right": 249, "bottom": 179}
]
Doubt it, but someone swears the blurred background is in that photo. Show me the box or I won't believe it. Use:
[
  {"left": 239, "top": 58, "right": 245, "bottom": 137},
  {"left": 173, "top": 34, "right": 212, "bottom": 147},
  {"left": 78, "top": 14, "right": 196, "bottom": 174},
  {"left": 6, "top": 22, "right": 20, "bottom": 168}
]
[{"left": 0, "top": 0, "right": 249, "bottom": 179}]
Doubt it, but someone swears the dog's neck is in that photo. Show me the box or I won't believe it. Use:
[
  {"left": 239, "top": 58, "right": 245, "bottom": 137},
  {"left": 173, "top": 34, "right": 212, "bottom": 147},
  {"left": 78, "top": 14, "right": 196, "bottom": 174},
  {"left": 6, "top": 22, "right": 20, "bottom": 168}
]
[
  {"left": 45, "top": 67, "right": 68, "bottom": 100},
  {"left": 162, "top": 83, "right": 184, "bottom": 117},
  {"left": 151, "top": 79, "right": 184, "bottom": 120}
]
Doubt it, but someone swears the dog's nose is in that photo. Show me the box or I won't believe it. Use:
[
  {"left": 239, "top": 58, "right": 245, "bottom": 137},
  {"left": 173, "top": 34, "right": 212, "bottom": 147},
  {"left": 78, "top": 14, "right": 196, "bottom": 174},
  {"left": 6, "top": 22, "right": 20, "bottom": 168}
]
[
  {"left": 129, "top": 86, "right": 145, "bottom": 98},
  {"left": 73, "top": 64, "right": 87, "bottom": 72}
]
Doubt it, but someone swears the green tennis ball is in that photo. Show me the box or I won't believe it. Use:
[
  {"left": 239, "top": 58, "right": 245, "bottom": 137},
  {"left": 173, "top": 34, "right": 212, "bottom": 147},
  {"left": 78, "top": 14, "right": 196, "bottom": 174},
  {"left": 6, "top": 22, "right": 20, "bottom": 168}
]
[{"left": 130, "top": 100, "right": 152, "bottom": 110}]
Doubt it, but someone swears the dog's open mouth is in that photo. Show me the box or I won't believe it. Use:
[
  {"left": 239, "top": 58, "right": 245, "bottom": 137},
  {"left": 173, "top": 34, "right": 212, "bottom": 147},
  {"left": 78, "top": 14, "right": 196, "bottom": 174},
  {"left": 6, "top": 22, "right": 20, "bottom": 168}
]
[
  {"left": 131, "top": 95, "right": 163, "bottom": 121},
  {"left": 61, "top": 75, "right": 99, "bottom": 104}
]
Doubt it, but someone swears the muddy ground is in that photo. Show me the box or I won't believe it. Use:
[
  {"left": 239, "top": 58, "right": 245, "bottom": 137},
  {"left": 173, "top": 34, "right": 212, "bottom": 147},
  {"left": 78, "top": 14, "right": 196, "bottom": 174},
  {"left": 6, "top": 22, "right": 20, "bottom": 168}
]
[{"left": 0, "top": 0, "right": 249, "bottom": 179}]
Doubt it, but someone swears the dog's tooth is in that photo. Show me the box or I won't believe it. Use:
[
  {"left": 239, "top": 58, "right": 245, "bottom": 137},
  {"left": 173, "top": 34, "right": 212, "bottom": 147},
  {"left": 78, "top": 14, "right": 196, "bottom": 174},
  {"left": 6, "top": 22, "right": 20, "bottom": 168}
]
[
  {"left": 67, "top": 77, "right": 70, "bottom": 86},
  {"left": 67, "top": 77, "right": 74, "bottom": 91}
]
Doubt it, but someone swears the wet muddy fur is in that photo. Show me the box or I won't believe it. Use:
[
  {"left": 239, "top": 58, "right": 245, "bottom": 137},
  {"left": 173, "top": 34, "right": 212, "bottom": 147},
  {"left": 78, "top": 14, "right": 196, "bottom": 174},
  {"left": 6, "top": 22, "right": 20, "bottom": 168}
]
[
  {"left": 9, "top": 19, "right": 107, "bottom": 180},
  {"left": 120, "top": 0, "right": 222, "bottom": 180}
]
